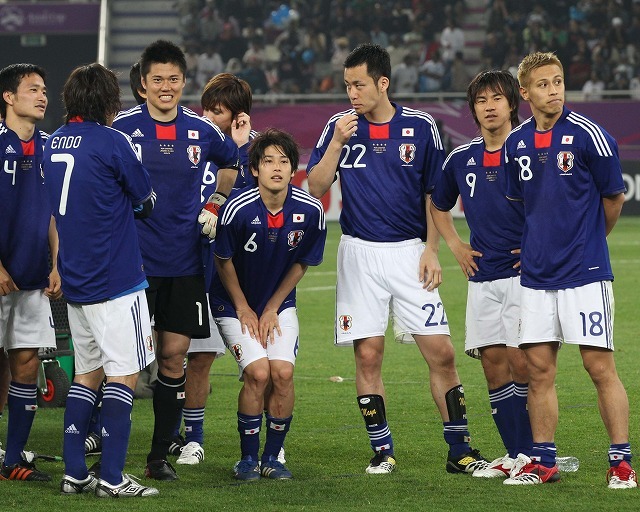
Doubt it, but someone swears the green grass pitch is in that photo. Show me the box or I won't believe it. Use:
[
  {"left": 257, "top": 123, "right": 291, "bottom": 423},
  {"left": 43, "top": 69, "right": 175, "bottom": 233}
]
[{"left": 2, "top": 217, "right": 639, "bottom": 511}]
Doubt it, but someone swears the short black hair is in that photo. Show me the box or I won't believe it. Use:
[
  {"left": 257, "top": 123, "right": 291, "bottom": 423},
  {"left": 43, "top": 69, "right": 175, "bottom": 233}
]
[
  {"left": 139, "top": 39, "right": 187, "bottom": 78},
  {"left": 63, "top": 63, "right": 121, "bottom": 125},
  {"left": 0, "top": 63, "right": 46, "bottom": 118},
  {"left": 129, "top": 61, "right": 146, "bottom": 105},
  {"left": 467, "top": 70, "right": 520, "bottom": 128},
  {"left": 248, "top": 128, "right": 299, "bottom": 176},
  {"left": 343, "top": 43, "right": 391, "bottom": 86}
]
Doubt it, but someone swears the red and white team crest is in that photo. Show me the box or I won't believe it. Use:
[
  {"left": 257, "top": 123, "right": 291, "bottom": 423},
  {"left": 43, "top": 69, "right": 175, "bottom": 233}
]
[
  {"left": 557, "top": 151, "right": 574, "bottom": 172},
  {"left": 146, "top": 335, "right": 154, "bottom": 352},
  {"left": 231, "top": 344, "right": 243, "bottom": 361},
  {"left": 339, "top": 315, "right": 352, "bottom": 331},
  {"left": 187, "top": 145, "right": 201, "bottom": 165},
  {"left": 399, "top": 143, "right": 416, "bottom": 163},
  {"left": 287, "top": 230, "right": 304, "bottom": 248}
]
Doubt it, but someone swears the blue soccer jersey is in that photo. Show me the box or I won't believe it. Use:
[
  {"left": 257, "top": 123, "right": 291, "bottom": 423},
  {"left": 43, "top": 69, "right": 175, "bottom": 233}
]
[
  {"left": 210, "top": 185, "right": 326, "bottom": 318},
  {"left": 432, "top": 137, "right": 524, "bottom": 281},
  {"left": 307, "top": 104, "right": 445, "bottom": 242},
  {"left": 112, "top": 104, "right": 239, "bottom": 277},
  {"left": 504, "top": 107, "right": 626, "bottom": 289},
  {"left": 43, "top": 121, "right": 153, "bottom": 304},
  {"left": 0, "top": 123, "right": 50, "bottom": 290}
]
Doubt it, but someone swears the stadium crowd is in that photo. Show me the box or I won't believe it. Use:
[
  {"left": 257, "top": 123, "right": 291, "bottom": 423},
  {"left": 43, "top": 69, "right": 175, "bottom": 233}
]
[{"left": 175, "top": 0, "right": 640, "bottom": 97}]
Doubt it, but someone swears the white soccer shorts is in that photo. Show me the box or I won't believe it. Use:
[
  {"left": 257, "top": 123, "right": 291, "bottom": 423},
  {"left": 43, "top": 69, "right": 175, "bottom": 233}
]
[
  {"left": 215, "top": 307, "right": 299, "bottom": 379},
  {"left": 465, "top": 276, "right": 521, "bottom": 358},
  {"left": 335, "top": 235, "right": 451, "bottom": 346},
  {"left": 519, "top": 281, "right": 615, "bottom": 350},
  {"left": 0, "top": 289, "right": 56, "bottom": 350},
  {"left": 188, "top": 293, "right": 226, "bottom": 356},
  {"left": 69, "top": 290, "right": 155, "bottom": 376}
]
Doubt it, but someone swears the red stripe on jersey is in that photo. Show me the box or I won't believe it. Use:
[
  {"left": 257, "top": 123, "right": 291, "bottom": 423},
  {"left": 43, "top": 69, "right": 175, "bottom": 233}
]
[
  {"left": 268, "top": 211, "right": 284, "bottom": 228},
  {"left": 369, "top": 124, "right": 389, "bottom": 139},
  {"left": 156, "top": 124, "right": 177, "bottom": 140},
  {"left": 534, "top": 131, "right": 552, "bottom": 148},
  {"left": 21, "top": 139, "right": 35, "bottom": 156},
  {"left": 483, "top": 150, "right": 501, "bottom": 167}
]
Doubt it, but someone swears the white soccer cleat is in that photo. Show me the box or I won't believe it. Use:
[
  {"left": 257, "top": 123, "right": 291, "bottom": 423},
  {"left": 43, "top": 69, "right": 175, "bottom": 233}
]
[
  {"left": 176, "top": 441, "right": 205, "bottom": 465},
  {"left": 95, "top": 474, "right": 159, "bottom": 498},
  {"left": 277, "top": 446, "right": 286, "bottom": 464},
  {"left": 472, "top": 454, "right": 514, "bottom": 478},
  {"left": 365, "top": 452, "right": 397, "bottom": 474}
]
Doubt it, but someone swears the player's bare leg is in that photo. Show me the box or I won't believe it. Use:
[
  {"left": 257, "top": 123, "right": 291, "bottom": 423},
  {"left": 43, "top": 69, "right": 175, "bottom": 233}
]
[
  {"left": 415, "top": 334, "right": 488, "bottom": 473},
  {"left": 522, "top": 342, "right": 559, "bottom": 443}
]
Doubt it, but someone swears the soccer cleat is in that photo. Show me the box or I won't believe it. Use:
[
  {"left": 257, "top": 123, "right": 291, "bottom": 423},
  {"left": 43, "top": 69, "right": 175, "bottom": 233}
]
[
  {"left": 0, "top": 460, "right": 52, "bottom": 481},
  {"left": 504, "top": 460, "right": 560, "bottom": 485},
  {"left": 277, "top": 446, "right": 286, "bottom": 464},
  {"left": 60, "top": 474, "right": 98, "bottom": 494},
  {"left": 472, "top": 454, "right": 514, "bottom": 478},
  {"left": 88, "top": 460, "right": 101, "bottom": 479},
  {"left": 260, "top": 455, "right": 293, "bottom": 480},
  {"left": 95, "top": 474, "right": 159, "bottom": 498},
  {"left": 233, "top": 456, "right": 261, "bottom": 481},
  {"left": 144, "top": 459, "right": 178, "bottom": 481},
  {"left": 85, "top": 432, "right": 102, "bottom": 455},
  {"left": 0, "top": 442, "right": 4, "bottom": 466},
  {"left": 365, "top": 452, "right": 397, "bottom": 474},
  {"left": 446, "top": 448, "right": 489, "bottom": 474},
  {"left": 176, "top": 441, "right": 204, "bottom": 465},
  {"left": 607, "top": 461, "right": 638, "bottom": 489},
  {"left": 509, "top": 453, "right": 530, "bottom": 478},
  {"left": 167, "top": 433, "right": 186, "bottom": 457}
]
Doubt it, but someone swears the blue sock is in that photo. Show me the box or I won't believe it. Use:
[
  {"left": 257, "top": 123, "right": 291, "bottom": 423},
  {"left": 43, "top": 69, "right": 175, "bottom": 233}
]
[
  {"left": 609, "top": 443, "right": 632, "bottom": 467},
  {"left": 87, "top": 385, "right": 103, "bottom": 436},
  {"left": 63, "top": 383, "right": 97, "bottom": 479},
  {"left": 100, "top": 383, "right": 134, "bottom": 486},
  {"left": 183, "top": 407, "right": 205, "bottom": 445},
  {"left": 5, "top": 381, "right": 37, "bottom": 466},
  {"left": 173, "top": 409, "right": 184, "bottom": 438},
  {"left": 261, "top": 414, "right": 292, "bottom": 462},
  {"left": 443, "top": 420, "right": 471, "bottom": 457},
  {"left": 531, "top": 442, "right": 557, "bottom": 468},
  {"left": 488, "top": 382, "right": 517, "bottom": 457},
  {"left": 238, "top": 412, "right": 262, "bottom": 460},
  {"left": 513, "top": 382, "right": 533, "bottom": 456},
  {"left": 366, "top": 420, "right": 394, "bottom": 454}
]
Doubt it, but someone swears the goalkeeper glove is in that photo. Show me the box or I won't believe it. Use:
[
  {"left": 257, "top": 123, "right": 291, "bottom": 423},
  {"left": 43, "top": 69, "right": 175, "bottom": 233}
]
[{"left": 198, "top": 191, "right": 227, "bottom": 239}]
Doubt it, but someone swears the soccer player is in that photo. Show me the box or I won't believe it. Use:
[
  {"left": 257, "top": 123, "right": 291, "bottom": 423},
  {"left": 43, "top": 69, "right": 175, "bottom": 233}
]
[
  {"left": 430, "top": 70, "right": 532, "bottom": 478},
  {"left": 112, "top": 40, "right": 240, "bottom": 481},
  {"left": 43, "top": 63, "right": 158, "bottom": 497},
  {"left": 212, "top": 129, "right": 326, "bottom": 481},
  {"left": 306, "top": 43, "right": 487, "bottom": 475},
  {"left": 0, "top": 63, "right": 60, "bottom": 482},
  {"left": 175, "top": 73, "right": 255, "bottom": 465},
  {"left": 502, "top": 52, "right": 634, "bottom": 488}
]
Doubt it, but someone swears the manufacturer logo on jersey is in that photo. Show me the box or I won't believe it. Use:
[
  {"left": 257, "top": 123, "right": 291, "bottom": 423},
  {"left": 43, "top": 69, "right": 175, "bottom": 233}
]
[
  {"left": 5, "top": 145, "right": 16, "bottom": 154},
  {"left": 187, "top": 145, "right": 201, "bottom": 165},
  {"left": 399, "top": 143, "right": 416, "bottom": 163},
  {"left": 101, "top": 427, "right": 109, "bottom": 437},
  {"left": 65, "top": 423, "right": 80, "bottom": 434},
  {"left": 402, "top": 128, "right": 414, "bottom": 136},
  {"left": 231, "top": 344, "right": 243, "bottom": 361},
  {"left": 466, "top": 157, "right": 476, "bottom": 166},
  {"left": 561, "top": 135, "right": 574, "bottom": 144},
  {"left": 287, "top": 230, "right": 304, "bottom": 248},
  {"left": 339, "top": 315, "right": 352, "bottom": 331},
  {"left": 251, "top": 216, "right": 261, "bottom": 225},
  {"left": 131, "top": 128, "right": 144, "bottom": 137},
  {"left": 517, "top": 140, "right": 526, "bottom": 149},
  {"left": 557, "top": 151, "right": 574, "bottom": 172},
  {"left": 293, "top": 213, "right": 305, "bottom": 223},
  {"left": 188, "top": 130, "right": 199, "bottom": 139}
]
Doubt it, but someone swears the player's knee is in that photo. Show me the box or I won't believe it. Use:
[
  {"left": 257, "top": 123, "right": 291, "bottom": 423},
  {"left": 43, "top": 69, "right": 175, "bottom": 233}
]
[
  {"left": 8, "top": 349, "right": 40, "bottom": 383},
  {"left": 243, "top": 360, "right": 270, "bottom": 391},
  {"left": 270, "top": 363, "right": 294, "bottom": 388},
  {"left": 186, "top": 352, "right": 215, "bottom": 375}
]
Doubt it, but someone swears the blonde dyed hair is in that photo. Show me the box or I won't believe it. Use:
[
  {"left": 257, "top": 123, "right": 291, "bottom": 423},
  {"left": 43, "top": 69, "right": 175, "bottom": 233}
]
[{"left": 517, "top": 52, "right": 563, "bottom": 88}]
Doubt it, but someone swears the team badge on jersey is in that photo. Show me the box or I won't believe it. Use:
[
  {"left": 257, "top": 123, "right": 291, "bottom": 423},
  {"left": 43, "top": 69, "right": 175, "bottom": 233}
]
[
  {"left": 557, "top": 151, "right": 574, "bottom": 172},
  {"left": 188, "top": 130, "right": 199, "bottom": 139},
  {"left": 287, "top": 230, "right": 304, "bottom": 248},
  {"left": 339, "top": 315, "right": 352, "bottom": 331},
  {"left": 399, "top": 143, "right": 416, "bottom": 163},
  {"left": 187, "top": 145, "right": 201, "bottom": 165},
  {"left": 231, "top": 344, "right": 243, "bottom": 361},
  {"left": 146, "top": 335, "right": 154, "bottom": 352},
  {"left": 293, "top": 213, "right": 305, "bottom": 222}
]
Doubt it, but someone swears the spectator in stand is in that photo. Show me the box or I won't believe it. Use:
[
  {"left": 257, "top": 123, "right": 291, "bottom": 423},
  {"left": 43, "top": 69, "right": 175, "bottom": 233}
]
[
  {"left": 242, "top": 37, "right": 267, "bottom": 67},
  {"left": 196, "top": 43, "right": 224, "bottom": 91},
  {"left": 449, "top": 51, "right": 470, "bottom": 92},
  {"left": 582, "top": 69, "right": 605, "bottom": 99},
  {"left": 391, "top": 53, "right": 419, "bottom": 94},
  {"left": 419, "top": 48, "right": 445, "bottom": 92},
  {"left": 370, "top": 22, "right": 389, "bottom": 49},
  {"left": 238, "top": 56, "right": 270, "bottom": 95},
  {"left": 440, "top": 17, "right": 465, "bottom": 67},
  {"left": 481, "top": 33, "right": 507, "bottom": 70},
  {"left": 218, "top": 21, "right": 247, "bottom": 64}
]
